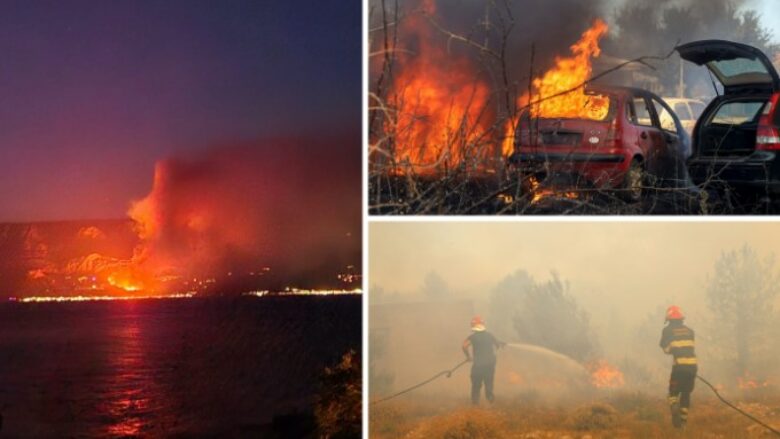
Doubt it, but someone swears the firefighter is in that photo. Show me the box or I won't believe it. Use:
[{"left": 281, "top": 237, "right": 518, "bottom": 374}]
[
  {"left": 659, "top": 305, "right": 697, "bottom": 429},
  {"left": 462, "top": 316, "right": 505, "bottom": 405}
]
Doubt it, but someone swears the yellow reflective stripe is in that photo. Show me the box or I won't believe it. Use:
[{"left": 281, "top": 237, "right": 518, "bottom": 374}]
[
  {"left": 669, "top": 340, "right": 695, "bottom": 348},
  {"left": 675, "top": 357, "right": 697, "bottom": 365}
]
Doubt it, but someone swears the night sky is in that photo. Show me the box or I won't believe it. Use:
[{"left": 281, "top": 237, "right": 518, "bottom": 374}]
[{"left": 0, "top": 1, "right": 360, "bottom": 222}]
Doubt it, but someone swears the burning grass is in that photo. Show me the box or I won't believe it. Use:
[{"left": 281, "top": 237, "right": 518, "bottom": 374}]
[
  {"left": 370, "top": 393, "right": 780, "bottom": 438},
  {"left": 368, "top": 5, "right": 710, "bottom": 215},
  {"left": 369, "top": 2, "right": 780, "bottom": 215}
]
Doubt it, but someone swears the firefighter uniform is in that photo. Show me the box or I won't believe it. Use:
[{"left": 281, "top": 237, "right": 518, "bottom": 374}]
[
  {"left": 462, "top": 316, "right": 504, "bottom": 405},
  {"left": 659, "top": 309, "right": 697, "bottom": 429}
]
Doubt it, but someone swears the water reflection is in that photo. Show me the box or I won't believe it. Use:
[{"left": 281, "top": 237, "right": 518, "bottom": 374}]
[{"left": 99, "top": 306, "right": 159, "bottom": 437}]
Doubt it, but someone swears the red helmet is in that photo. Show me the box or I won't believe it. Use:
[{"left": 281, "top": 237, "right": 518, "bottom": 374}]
[
  {"left": 470, "top": 315, "right": 486, "bottom": 331},
  {"left": 666, "top": 305, "right": 684, "bottom": 321}
]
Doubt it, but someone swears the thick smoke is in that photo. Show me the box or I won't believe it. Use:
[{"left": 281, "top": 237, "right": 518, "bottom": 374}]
[
  {"left": 129, "top": 135, "right": 361, "bottom": 291},
  {"left": 371, "top": 0, "right": 777, "bottom": 99},
  {"left": 370, "top": 0, "right": 607, "bottom": 95}
]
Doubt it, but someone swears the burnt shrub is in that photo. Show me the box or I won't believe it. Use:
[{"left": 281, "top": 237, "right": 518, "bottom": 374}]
[{"left": 569, "top": 403, "right": 618, "bottom": 431}]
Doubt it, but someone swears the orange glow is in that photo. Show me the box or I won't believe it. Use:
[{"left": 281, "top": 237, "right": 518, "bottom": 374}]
[
  {"left": 78, "top": 226, "right": 107, "bottom": 240},
  {"left": 527, "top": 176, "right": 579, "bottom": 204},
  {"left": 738, "top": 374, "right": 770, "bottom": 390},
  {"left": 243, "top": 288, "right": 362, "bottom": 297},
  {"left": 531, "top": 19, "right": 609, "bottom": 120},
  {"left": 387, "top": 0, "right": 491, "bottom": 172},
  {"left": 587, "top": 360, "right": 625, "bottom": 388},
  {"left": 508, "top": 371, "right": 525, "bottom": 385},
  {"left": 16, "top": 293, "right": 194, "bottom": 303},
  {"left": 502, "top": 19, "right": 610, "bottom": 156},
  {"left": 104, "top": 263, "right": 157, "bottom": 293}
]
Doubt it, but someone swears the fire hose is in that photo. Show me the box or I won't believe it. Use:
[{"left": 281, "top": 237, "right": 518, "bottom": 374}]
[
  {"left": 696, "top": 374, "right": 780, "bottom": 437},
  {"left": 370, "top": 358, "right": 470, "bottom": 405}
]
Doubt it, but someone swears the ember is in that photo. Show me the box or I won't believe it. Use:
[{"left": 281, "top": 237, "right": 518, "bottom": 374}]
[{"left": 528, "top": 176, "right": 579, "bottom": 204}]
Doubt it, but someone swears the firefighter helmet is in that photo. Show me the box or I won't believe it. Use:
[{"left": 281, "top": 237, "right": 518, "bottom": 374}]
[
  {"left": 471, "top": 315, "right": 486, "bottom": 331},
  {"left": 666, "top": 305, "right": 684, "bottom": 321}
]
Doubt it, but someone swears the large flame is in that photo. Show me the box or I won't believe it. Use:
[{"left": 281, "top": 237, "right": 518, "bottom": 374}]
[
  {"left": 587, "top": 360, "right": 625, "bottom": 388},
  {"left": 502, "top": 19, "right": 610, "bottom": 156},
  {"left": 106, "top": 266, "right": 150, "bottom": 292},
  {"left": 387, "top": 0, "right": 491, "bottom": 171},
  {"left": 531, "top": 19, "right": 609, "bottom": 120}
]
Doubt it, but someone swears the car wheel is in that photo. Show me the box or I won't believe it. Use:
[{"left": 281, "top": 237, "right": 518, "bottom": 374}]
[{"left": 621, "top": 159, "right": 644, "bottom": 203}]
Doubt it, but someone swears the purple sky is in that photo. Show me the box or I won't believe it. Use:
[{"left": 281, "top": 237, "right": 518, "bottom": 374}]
[{"left": 0, "top": 1, "right": 360, "bottom": 222}]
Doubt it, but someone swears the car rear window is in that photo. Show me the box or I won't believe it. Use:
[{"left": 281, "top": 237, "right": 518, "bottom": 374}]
[
  {"left": 529, "top": 91, "right": 615, "bottom": 122},
  {"left": 709, "top": 58, "right": 772, "bottom": 86},
  {"left": 708, "top": 101, "right": 765, "bottom": 125}
]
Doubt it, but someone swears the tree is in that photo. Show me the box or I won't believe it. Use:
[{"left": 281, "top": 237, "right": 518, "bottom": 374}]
[
  {"left": 420, "top": 270, "right": 450, "bottom": 300},
  {"left": 706, "top": 245, "right": 779, "bottom": 378},
  {"left": 606, "top": 1, "right": 780, "bottom": 96},
  {"left": 489, "top": 270, "right": 597, "bottom": 361},
  {"left": 315, "top": 350, "right": 361, "bottom": 439}
]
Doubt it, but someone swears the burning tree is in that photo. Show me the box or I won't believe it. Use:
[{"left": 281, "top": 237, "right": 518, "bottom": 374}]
[{"left": 705, "top": 245, "right": 779, "bottom": 381}]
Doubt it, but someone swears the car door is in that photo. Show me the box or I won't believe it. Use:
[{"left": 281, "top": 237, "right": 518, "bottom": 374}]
[
  {"left": 628, "top": 95, "right": 664, "bottom": 161},
  {"left": 649, "top": 96, "right": 690, "bottom": 183}
]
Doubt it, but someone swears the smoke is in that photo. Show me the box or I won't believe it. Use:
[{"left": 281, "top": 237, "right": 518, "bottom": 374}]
[
  {"left": 369, "top": 222, "right": 780, "bottom": 403},
  {"left": 128, "top": 134, "right": 361, "bottom": 290},
  {"left": 371, "top": 0, "right": 777, "bottom": 100},
  {"left": 370, "top": 0, "right": 607, "bottom": 89}
]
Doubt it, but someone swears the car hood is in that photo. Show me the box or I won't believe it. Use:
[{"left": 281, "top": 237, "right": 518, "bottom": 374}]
[{"left": 676, "top": 40, "right": 780, "bottom": 93}]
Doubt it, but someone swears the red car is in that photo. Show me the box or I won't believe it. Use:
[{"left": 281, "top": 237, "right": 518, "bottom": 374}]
[{"left": 509, "top": 85, "right": 689, "bottom": 202}]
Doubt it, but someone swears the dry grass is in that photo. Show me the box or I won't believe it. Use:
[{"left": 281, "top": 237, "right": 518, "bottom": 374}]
[{"left": 369, "top": 392, "right": 780, "bottom": 439}]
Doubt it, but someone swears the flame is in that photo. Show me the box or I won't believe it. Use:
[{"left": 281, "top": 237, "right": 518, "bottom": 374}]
[
  {"left": 587, "top": 360, "right": 624, "bottom": 388},
  {"left": 106, "top": 266, "right": 151, "bottom": 293},
  {"left": 531, "top": 19, "right": 609, "bottom": 120},
  {"left": 502, "top": 19, "right": 610, "bottom": 156},
  {"left": 528, "top": 176, "right": 579, "bottom": 204},
  {"left": 385, "top": 0, "right": 491, "bottom": 171},
  {"left": 738, "top": 374, "right": 770, "bottom": 390}
]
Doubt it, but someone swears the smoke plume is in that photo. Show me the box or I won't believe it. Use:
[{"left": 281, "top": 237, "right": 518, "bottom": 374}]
[{"left": 128, "top": 134, "right": 361, "bottom": 291}]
